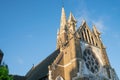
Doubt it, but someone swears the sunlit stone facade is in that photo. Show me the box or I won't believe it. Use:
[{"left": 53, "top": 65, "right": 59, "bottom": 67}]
[{"left": 25, "top": 7, "right": 119, "bottom": 80}]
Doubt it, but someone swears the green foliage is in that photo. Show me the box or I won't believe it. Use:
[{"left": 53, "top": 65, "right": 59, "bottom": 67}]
[{"left": 0, "top": 66, "right": 13, "bottom": 80}]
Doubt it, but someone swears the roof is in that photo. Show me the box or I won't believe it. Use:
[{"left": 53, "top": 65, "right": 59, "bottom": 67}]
[
  {"left": 26, "top": 49, "right": 60, "bottom": 80},
  {"left": 13, "top": 75, "right": 26, "bottom": 80}
]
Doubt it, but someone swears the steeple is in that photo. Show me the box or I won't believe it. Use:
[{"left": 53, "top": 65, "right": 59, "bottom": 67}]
[
  {"left": 60, "top": 7, "right": 67, "bottom": 32},
  {"left": 57, "top": 7, "right": 67, "bottom": 49}
]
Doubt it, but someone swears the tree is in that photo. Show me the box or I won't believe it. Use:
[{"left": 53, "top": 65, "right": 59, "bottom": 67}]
[{"left": 0, "top": 65, "right": 13, "bottom": 80}]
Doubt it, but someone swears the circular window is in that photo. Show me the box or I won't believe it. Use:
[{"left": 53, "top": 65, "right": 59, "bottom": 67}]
[
  {"left": 55, "top": 76, "right": 64, "bottom": 80},
  {"left": 83, "top": 48, "right": 100, "bottom": 74}
]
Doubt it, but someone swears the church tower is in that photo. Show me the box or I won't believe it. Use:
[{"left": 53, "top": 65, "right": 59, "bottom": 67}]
[
  {"left": 49, "top": 7, "right": 119, "bottom": 80},
  {"left": 25, "top": 7, "right": 119, "bottom": 80}
]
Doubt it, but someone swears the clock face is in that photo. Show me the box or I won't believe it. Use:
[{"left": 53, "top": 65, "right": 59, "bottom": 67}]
[{"left": 83, "top": 48, "right": 100, "bottom": 74}]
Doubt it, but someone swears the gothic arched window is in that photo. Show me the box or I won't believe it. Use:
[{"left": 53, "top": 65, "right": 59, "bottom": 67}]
[{"left": 83, "top": 48, "right": 100, "bottom": 74}]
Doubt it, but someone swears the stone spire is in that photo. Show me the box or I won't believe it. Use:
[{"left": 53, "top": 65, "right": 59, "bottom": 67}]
[
  {"left": 60, "top": 7, "right": 67, "bottom": 32},
  {"left": 57, "top": 7, "right": 67, "bottom": 49},
  {"left": 68, "top": 12, "right": 76, "bottom": 23},
  {"left": 68, "top": 12, "right": 76, "bottom": 33}
]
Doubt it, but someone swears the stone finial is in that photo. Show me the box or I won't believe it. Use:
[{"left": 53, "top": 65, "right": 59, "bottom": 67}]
[
  {"left": 92, "top": 25, "right": 101, "bottom": 36},
  {"left": 81, "top": 19, "right": 86, "bottom": 26}
]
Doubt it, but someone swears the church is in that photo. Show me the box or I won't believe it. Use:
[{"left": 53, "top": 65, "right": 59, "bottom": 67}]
[{"left": 25, "top": 7, "right": 119, "bottom": 80}]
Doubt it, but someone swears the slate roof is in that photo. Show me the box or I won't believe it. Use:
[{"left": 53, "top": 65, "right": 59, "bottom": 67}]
[
  {"left": 26, "top": 49, "right": 60, "bottom": 80},
  {"left": 13, "top": 75, "right": 26, "bottom": 80}
]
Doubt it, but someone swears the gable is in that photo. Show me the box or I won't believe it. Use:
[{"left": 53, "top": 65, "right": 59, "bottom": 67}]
[{"left": 77, "top": 22, "right": 100, "bottom": 47}]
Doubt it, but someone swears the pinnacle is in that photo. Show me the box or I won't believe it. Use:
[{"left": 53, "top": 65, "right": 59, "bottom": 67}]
[
  {"left": 68, "top": 12, "right": 76, "bottom": 23},
  {"left": 60, "top": 7, "right": 67, "bottom": 30},
  {"left": 81, "top": 19, "right": 86, "bottom": 26},
  {"left": 93, "top": 25, "right": 101, "bottom": 35}
]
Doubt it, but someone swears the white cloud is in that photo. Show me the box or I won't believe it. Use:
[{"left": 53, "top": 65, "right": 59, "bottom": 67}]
[
  {"left": 75, "top": 0, "right": 90, "bottom": 26},
  {"left": 75, "top": 0, "right": 106, "bottom": 33},
  {"left": 17, "top": 57, "right": 24, "bottom": 65},
  {"left": 76, "top": 11, "right": 90, "bottom": 26},
  {"left": 92, "top": 20, "right": 106, "bottom": 33},
  {"left": 112, "top": 33, "right": 120, "bottom": 39}
]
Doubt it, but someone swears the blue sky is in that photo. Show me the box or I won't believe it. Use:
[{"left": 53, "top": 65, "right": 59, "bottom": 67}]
[{"left": 0, "top": 0, "right": 120, "bottom": 77}]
